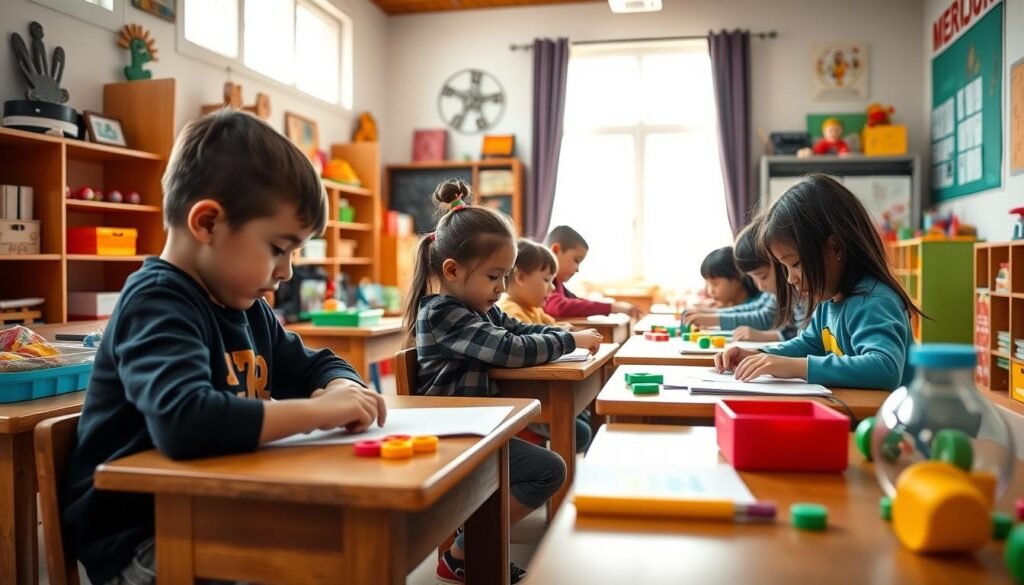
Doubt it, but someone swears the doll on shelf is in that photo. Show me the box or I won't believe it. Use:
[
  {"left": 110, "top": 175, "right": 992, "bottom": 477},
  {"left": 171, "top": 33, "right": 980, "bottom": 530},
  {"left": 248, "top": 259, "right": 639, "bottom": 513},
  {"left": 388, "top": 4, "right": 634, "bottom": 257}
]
[{"left": 797, "top": 117, "right": 850, "bottom": 157}]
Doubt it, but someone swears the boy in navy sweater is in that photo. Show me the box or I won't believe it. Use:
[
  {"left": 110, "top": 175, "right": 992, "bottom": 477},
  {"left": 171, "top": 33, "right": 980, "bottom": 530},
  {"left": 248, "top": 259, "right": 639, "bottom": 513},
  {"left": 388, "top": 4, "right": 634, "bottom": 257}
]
[{"left": 63, "top": 110, "right": 386, "bottom": 585}]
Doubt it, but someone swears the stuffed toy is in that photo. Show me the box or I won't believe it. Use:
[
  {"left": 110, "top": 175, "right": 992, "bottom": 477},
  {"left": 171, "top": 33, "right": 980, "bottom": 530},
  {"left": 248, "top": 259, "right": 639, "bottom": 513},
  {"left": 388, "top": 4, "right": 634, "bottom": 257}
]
[{"left": 866, "top": 103, "right": 895, "bottom": 127}]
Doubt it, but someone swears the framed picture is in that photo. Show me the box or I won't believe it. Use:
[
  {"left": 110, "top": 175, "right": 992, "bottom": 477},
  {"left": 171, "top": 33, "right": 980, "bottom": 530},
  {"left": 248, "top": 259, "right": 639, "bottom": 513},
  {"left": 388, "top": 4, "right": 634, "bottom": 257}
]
[
  {"left": 83, "top": 112, "right": 128, "bottom": 147},
  {"left": 131, "top": 0, "right": 176, "bottom": 22},
  {"left": 811, "top": 43, "right": 868, "bottom": 101},
  {"left": 285, "top": 112, "right": 320, "bottom": 161},
  {"left": 481, "top": 134, "right": 515, "bottom": 158},
  {"left": 412, "top": 129, "right": 447, "bottom": 161}
]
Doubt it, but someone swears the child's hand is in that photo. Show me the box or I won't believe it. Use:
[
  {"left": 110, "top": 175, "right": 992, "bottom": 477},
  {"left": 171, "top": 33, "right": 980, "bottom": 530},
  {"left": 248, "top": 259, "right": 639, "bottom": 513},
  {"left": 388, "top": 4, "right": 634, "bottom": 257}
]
[
  {"left": 311, "top": 380, "right": 387, "bottom": 433},
  {"left": 571, "top": 328, "right": 603, "bottom": 354},
  {"left": 612, "top": 301, "right": 640, "bottom": 318},
  {"left": 714, "top": 346, "right": 758, "bottom": 373},
  {"left": 683, "top": 312, "right": 720, "bottom": 327},
  {"left": 732, "top": 327, "right": 780, "bottom": 342},
  {"left": 733, "top": 354, "right": 808, "bottom": 382}
]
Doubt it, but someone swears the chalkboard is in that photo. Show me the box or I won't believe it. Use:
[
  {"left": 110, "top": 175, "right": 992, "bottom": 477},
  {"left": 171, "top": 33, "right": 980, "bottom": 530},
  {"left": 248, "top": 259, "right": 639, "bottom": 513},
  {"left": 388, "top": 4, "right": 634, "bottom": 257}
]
[
  {"left": 388, "top": 167, "right": 473, "bottom": 234},
  {"left": 930, "top": 2, "right": 1003, "bottom": 201}
]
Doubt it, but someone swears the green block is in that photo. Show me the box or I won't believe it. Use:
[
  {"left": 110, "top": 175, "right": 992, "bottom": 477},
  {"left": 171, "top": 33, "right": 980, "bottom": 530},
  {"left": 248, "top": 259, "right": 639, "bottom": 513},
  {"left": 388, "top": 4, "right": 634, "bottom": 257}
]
[
  {"left": 1007, "top": 525, "right": 1024, "bottom": 583},
  {"left": 680, "top": 323, "right": 691, "bottom": 333},
  {"left": 855, "top": 417, "right": 876, "bottom": 461},
  {"left": 880, "top": 431, "right": 905, "bottom": 463},
  {"left": 790, "top": 503, "right": 828, "bottom": 531},
  {"left": 994, "top": 512, "right": 1014, "bottom": 540},
  {"left": 698, "top": 337, "right": 712, "bottom": 349},
  {"left": 625, "top": 372, "right": 664, "bottom": 384},
  {"left": 879, "top": 496, "right": 892, "bottom": 521},
  {"left": 931, "top": 429, "right": 974, "bottom": 471},
  {"left": 665, "top": 326, "right": 680, "bottom": 337},
  {"left": 682, "top": 333, "right": 691, "bottom": 342},
  {"left": 631, "top": 383, "right": 660, "bottom": 395}
]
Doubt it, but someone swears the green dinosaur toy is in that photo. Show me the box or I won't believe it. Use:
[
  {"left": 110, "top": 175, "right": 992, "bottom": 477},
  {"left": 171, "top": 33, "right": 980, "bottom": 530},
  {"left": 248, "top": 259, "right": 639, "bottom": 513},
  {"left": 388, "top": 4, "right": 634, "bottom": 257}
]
[{"left": 118, "top": 24, "right": 157, "bottom": 81}]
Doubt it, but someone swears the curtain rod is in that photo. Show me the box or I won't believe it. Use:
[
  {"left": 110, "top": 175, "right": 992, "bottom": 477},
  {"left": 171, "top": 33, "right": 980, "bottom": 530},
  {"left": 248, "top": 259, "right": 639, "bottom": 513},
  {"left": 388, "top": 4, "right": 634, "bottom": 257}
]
[{"left": 509, "top": 30, "right": 777, "bottom": 51}]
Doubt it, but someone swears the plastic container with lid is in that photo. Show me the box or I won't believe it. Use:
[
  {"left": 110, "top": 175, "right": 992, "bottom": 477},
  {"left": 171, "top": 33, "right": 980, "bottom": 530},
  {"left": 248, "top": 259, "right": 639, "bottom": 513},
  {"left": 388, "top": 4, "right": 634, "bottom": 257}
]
[{"left": 871, "top": 344, "right": 1016, "bottom": 498}]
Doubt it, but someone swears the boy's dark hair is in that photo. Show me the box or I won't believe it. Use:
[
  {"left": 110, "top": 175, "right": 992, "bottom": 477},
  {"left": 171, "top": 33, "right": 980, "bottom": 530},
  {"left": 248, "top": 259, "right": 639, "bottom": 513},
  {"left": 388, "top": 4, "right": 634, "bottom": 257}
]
[
  {"left": 545, "top": 225, "right": 588, "bottom": 250},
  {"left": 733, "top": 218, "right": 769, "bottom": 274},
  {"left": 701, "top": 246, "right": 758, "bottom": 298},
  {"left": 762, "top": 173, "right": 923, "bottom": 327},
  {"left": 402, "top": 179, "right": 516, "bottom": 333},
  {"left": 162, "top": 110, "right": 327, "bottom": 233},
  {"left": 514, "top": 239, "right": 558, "bottom": 275}
]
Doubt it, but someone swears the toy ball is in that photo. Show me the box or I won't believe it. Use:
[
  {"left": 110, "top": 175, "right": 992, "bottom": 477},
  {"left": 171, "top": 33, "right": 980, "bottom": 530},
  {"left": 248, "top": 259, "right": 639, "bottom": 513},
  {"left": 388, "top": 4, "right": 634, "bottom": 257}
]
[
  {"left": 75, "top": 187, "right": 95, "bottom": 201},
  {"left": 126, "top": 191, "right": 141, "bottom": 204},
  {"left": 106, "top": 189, "right": 123, "bottom": 203}
]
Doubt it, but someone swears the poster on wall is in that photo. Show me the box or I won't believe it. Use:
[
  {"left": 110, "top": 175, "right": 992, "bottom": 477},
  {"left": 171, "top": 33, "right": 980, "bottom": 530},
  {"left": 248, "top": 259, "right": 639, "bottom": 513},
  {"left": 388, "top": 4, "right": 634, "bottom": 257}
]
[
  {"left": 811, "top": 43, "right": 868, "bottom": 101},
  {"left": 930, "top": 0, "right": 1003, "bottom": 202},
  {"left": 1011, "top": 57, "right": 1024, "bottom": 175}
]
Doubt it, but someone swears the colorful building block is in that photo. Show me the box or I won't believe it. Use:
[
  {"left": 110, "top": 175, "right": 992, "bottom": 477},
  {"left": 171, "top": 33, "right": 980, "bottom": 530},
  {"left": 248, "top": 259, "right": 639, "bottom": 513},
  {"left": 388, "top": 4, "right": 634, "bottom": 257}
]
[
  {"left": 880, "top": 496, "right": 892, "bottom": 521},
  {"left": 625, "top": 372, "right": 664, "bottom": 384},
  {"left": 644, "top": 331, "right": 669, "bottom": 342},
  {"left": 931, "top": 429, "right": 973, "bottom": 471},
  {"left": 1007, "top": 525, "right": 1024, "bottom": 583},
  {"left": 381, "top": 438, "right": 414, "bottom": 459},
  {"left": 413, "top": 435, "right": 439, "bottom": 454},
  {"left": 993, "top": 512, "right": 1014, "bottom": 540},
  {"left": 855, "top": 417, "right": 876, "bottom": 461},
  {"left": 682, "top": 333, "right": 691, "bottom": 342},
  {"left": 892, "top": 461, "right": 989, "bottom": 553},
  {"left": 790, "top": 503, "right": 828, "bottom": 531},
  {"left": 651, "top": 325, "right": 668, "bottom": 333},
  {"left": 698, "top": 337, "right": 712, "bottom": 349},
  {"left": 680, "top": 323, "right": 691, "bottom": 333},
  {"left": 631, "top": 383, "right": 660, "bottom": 395},
  {"left": 354, "top": 440, "right": 382, "bottom": 457},
  {"left": 712, "top": 336, "right": 726, "bottom": 348},
  {"left": 664, "top": 325, "right": 681, "bottom": 337}
]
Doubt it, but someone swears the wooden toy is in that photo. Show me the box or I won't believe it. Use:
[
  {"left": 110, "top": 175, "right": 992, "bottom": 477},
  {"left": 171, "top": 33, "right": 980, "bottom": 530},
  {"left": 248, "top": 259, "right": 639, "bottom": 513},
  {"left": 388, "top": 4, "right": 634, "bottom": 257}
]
[
  {"left": 892, "top": 461, "right": 989, "bottom": 553},
  {"left": 790, "top": 503, "right": 828, "bottom": 531}
]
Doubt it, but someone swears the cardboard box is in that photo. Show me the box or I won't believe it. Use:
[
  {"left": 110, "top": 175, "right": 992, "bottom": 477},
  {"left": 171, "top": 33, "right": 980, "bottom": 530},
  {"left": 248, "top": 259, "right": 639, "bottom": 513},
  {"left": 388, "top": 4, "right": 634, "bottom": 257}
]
[
  {"left": 0, "top": 219, "right": 41, "bottom": 255},
  {"left": 863, "top": 125, "right": 908, "bottom": 156},
  {"left": 68, "top": 292, "right": 120, "bottom": 319},
  {"left": 1, "top": 185, "right": 33, "bottom": 220}
]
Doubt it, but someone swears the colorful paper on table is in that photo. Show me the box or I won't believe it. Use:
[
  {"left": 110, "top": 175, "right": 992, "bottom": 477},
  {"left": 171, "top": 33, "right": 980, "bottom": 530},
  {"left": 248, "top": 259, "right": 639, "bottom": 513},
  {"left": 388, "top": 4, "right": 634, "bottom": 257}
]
[
  {"left": 550, "top": 348, "right": 593, "bottom": 363},
  {"left": 266, "top": 406, "right": 514, "bottom": 447}
]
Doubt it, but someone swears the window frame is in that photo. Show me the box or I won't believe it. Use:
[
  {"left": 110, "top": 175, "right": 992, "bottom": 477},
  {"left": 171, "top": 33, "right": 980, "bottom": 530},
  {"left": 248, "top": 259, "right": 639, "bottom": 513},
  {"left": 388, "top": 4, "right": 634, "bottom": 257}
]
[
  {"left": 177, "top": 0, "right": 352, "bottom": 110},
  {"left": 29, "top": 0, "right": 126, "bottom": 32}
]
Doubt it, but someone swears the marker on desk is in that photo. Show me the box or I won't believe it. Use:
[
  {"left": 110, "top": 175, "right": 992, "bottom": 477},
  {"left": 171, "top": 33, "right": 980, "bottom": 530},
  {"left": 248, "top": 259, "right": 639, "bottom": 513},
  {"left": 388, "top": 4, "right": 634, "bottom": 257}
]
[{"left": 574, "top": 495, "right": 777, "bottom": 522}]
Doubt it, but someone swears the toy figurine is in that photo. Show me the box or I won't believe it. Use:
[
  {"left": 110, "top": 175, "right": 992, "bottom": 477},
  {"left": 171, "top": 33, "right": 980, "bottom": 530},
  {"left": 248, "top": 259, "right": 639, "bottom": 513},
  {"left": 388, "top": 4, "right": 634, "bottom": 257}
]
[
  {"left": 117, "top": 24, "right": 158, "bottom": 81},
  {"left": 797, "top": 118, "right": 850, "bottom": 157}
]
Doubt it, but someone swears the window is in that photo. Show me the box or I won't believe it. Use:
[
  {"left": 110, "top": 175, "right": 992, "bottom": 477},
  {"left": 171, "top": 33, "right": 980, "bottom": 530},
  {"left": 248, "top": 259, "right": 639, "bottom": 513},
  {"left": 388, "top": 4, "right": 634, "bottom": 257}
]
[
  {"left": 548, "top": 41, "right": 732, "bottom": 292},
  {"left": 181, "top": 0, "right": 349, "bottom": 107},
  {"left": 30, "top": 0, "right": 124, "bottom": 30}
]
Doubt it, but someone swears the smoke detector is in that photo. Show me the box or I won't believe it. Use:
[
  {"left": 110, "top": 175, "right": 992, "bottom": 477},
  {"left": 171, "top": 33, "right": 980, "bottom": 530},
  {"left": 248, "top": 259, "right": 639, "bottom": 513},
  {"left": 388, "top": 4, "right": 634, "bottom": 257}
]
[{"left": 608, "top": 0, "right": 662, "bottom": 13}]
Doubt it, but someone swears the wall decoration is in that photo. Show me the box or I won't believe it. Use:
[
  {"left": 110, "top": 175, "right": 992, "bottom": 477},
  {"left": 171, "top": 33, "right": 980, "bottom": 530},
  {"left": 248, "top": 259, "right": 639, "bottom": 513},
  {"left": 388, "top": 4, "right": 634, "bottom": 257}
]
[
  {"left": 1011, "top": 57, "right": 1024, "bottom": 175},
  {"left": 285, "top": 112, "right": 320, "bottom": 161},
  {"left": 4, "top": 21, "right": 78, "bottom": 137},
  {"left": 118, "top": 24, "right": 158, "bottom": 81},
  {"left": 200, "top": 82, "right": 270, "bottom": 120},
  {"left": 437, "top": 68, "right": 506, "bottom": 135},
  {"left": 412, "top": 129, "right": 447, "bottom": 161},
  {"left": 131, "top": 0, "right": 176, "bottom": 22},
  {"left": 84, "top": 112, "right": 128, "bottom": 147},
  {"left": 811, "top": 43, "right": 868, "bottom": 101},
  {"left": 930, "top": 0, "right": 1002, "bottom": 201}
]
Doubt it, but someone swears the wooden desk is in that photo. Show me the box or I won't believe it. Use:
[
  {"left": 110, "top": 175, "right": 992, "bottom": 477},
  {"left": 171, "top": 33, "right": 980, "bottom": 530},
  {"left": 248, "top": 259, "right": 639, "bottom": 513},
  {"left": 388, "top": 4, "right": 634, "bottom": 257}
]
[
  {"left": 528, "top": 424, "right": 1021, "bottom": 584},
  {"left": 0, "top": 320, "right": 100, "bottom": 585},
  {"left": 633, "top": 313, "right": 680, "bottom": 333},
  {"left": 565, "top": 314, "right": 631, "bottom": 345},
  {"left": 287, "top": 318, "right": 405, "bottom": 382},
  {"left": 597, "top": 365, "right": 889, "bottom": 424},
  {"left": 489, "top": 344, "right": 617, "bottom": 515},
  {"left": 613, "top": 335, "right": 716, "bottom": 367},
  {"left": 94, "top": 395, "right": 539, "bottom": 585}
]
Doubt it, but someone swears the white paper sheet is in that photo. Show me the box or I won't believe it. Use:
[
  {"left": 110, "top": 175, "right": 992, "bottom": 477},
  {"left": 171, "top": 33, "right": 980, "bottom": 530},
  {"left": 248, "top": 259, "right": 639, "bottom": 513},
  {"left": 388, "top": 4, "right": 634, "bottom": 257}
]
[
  {"left": 658, "top": 370, "right": 832, "bottom": 396},
  {"left": 677, "top": 340, "right": 777, "bottom": 355},
  {"left": 551, "top": 348, "right": 593, "bottom": 363},
  {"left": 266, "top": 406, "right": 514, "bottom": 447},
  {"left": 575, "top": 461, "right": 756, "bottom": 504}
]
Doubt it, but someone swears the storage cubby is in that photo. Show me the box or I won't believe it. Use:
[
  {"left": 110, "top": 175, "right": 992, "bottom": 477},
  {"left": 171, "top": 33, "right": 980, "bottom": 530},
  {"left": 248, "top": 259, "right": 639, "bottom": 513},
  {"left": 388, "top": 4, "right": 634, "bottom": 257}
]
[{"left": 974, "top": 241, "right": 1024, "bottom": 414}]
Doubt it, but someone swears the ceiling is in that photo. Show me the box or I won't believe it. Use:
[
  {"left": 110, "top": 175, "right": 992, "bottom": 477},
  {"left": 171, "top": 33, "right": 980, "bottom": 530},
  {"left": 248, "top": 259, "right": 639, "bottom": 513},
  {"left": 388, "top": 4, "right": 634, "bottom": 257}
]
[{"left": 373, "top": 0, "right": 601, "bottom": 15}]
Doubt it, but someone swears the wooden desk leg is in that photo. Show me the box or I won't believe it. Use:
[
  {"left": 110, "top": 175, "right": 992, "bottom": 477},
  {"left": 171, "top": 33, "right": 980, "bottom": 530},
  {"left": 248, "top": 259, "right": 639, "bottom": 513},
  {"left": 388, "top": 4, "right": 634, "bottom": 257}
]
[
  {"left": 343, "top": 509, "right": 407, "bottom": 585},
  {"left": 0, "top": 433, "right": 38, "bottom": 585},
  {"left": 464, "top": 444, "right": 509, "bottom": 585},
  {"left": 155, "top": 495, "right": 194, "bottom": 584},
  {"left": 547, "top": 382, "right": 577, "bottom": 519},
  {"left": 344, "top": 340, "right": 370, "bottom": 383}
]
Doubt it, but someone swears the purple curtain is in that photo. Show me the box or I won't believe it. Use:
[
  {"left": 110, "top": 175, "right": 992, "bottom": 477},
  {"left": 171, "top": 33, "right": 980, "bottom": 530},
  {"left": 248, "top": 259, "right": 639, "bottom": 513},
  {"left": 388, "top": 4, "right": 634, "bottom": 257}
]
[
  {"left": 708, "top": 30, "right": 752, "bottom": 236},
  {"left": 528, "top": 37, "right": 570, "bottom": 240}
]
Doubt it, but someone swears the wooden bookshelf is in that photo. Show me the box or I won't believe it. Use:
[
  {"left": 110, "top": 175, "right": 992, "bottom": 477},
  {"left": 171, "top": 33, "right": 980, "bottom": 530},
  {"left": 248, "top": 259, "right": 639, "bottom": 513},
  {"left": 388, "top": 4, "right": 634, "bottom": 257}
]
[
  {"left": 887, "top": 238, "right": 975, "bottom": 343},
  {"left": 974, "top": 240, "right": 1024, "bottom": 415},
  {"left": 0, "top": 79, "right": 175, "bottom": 324}
]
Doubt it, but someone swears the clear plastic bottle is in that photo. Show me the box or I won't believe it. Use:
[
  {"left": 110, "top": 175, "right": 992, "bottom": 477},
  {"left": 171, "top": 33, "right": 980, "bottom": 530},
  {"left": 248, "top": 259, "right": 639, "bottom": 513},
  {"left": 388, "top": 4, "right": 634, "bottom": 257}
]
[{"left": 872, "top": 344, "right": 1016, "bottom": 498}]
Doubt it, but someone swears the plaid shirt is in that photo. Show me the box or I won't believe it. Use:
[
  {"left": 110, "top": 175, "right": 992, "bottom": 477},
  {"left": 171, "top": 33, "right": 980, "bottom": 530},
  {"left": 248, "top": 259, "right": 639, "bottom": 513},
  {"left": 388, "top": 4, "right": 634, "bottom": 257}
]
[{"left": 415, "top": 294, "right": 576, "bottom": 397}]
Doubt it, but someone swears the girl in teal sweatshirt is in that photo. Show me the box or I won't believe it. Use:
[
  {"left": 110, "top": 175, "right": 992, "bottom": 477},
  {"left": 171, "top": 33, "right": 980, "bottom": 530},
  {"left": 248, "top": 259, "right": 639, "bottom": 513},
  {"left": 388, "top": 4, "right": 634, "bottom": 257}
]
[{"left": 715, "top": 174, "right": 923, "bottom": 390}]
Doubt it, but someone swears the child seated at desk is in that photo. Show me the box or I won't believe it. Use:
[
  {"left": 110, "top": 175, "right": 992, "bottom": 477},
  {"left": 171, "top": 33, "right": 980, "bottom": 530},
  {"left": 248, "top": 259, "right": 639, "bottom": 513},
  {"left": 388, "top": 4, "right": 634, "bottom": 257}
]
[
  {"left": 403, "top": 180, "right": 603, "bottom": 584},
  {"left": 63, "top": 111, "right": 386, "bottom": 585},
  {"left": 543, "top": 225, "right": 639, "bottom": 318},
  {"left": 716, "top": 174, "right": 920, "bottom": 390},
  {"left": 684, "top": 221, "right": 807, "bottom": 341}
]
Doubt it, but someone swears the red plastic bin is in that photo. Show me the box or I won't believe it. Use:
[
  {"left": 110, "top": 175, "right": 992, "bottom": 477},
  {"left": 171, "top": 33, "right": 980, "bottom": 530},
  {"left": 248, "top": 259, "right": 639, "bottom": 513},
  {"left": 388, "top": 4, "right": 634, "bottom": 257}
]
[{"left": 715, "top": 400, "right": 849, "bottom": 472}]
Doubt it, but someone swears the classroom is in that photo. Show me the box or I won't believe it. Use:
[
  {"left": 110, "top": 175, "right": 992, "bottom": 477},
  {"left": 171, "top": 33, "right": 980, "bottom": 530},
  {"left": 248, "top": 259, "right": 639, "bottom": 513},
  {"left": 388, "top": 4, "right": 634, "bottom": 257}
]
[{"left": 0, "top": 0, "right": 1023, "bottom": 583}]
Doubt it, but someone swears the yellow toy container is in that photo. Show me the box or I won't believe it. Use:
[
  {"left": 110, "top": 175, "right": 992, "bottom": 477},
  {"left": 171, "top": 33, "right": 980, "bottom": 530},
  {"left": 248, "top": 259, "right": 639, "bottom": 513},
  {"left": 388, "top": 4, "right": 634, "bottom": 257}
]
[
  {"left": 863, "top": 125, "right": 907, "bottom": 156},
  {"left": 892, "top": 461, "right": 989, "bottom": 553}
]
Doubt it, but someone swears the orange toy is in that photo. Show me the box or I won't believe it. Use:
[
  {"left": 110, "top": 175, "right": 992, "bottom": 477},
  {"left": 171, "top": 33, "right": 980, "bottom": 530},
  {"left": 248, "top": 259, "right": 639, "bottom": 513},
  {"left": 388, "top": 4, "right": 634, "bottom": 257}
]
[
  {"left": 892, "top": 461, "right": 989, "bottom": 553},
  {"left": 866, "top": 102, "right": 895, "bottom": 127}
]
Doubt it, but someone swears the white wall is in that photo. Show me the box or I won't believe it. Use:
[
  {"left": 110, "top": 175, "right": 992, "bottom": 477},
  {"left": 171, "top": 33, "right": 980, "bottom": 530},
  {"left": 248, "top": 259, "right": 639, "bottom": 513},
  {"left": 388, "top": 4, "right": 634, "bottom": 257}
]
[
  {"left": 0, "top": 0, "right": 389, "bottom": 144},
  {"left": 383, "top": 0, "right": 927, "bottom": 173},
  {"left": 923, "top": 0, "right": 1024, "bottom": 241}
]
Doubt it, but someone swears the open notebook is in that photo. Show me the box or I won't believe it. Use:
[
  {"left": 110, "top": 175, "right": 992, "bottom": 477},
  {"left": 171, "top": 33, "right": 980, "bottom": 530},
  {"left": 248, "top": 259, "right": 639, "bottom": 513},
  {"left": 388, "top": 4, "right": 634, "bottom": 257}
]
[{"left": 550, "top": 348, "right": 593, "bottom": 363}]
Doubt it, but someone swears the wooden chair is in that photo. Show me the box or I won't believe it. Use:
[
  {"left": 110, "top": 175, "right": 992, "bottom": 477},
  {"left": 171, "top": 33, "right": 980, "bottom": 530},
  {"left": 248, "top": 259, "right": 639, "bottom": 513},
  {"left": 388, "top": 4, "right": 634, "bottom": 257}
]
[
  {"left": 395, "top": 347, "right": 418, "bottom": 396},
  {"left": 34, "top": 413, "right": 81, "bottom": 585}
]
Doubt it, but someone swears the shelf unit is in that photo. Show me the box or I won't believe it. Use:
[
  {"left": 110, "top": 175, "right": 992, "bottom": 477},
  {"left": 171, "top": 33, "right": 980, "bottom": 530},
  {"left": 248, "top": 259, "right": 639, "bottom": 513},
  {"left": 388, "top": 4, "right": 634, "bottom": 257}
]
[
  {"left": 974, "top": 240, "right": 1024, "bottom": 414},
  {"left": 293, "top": 143, "right": 381, "bottom": 285},
  {"left": 886, "top": 237, "right": 975, "bottom": 343},
  {"left": 0, "top": 79, "right": 175, "bottom": 324}
]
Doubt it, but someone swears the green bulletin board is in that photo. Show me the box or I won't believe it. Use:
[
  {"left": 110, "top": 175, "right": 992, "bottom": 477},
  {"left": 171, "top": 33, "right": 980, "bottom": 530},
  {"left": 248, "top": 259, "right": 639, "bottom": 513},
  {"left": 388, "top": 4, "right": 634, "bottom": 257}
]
[{"left": 930, "top": 2, "right": 1003, "bottom": 201}]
